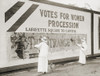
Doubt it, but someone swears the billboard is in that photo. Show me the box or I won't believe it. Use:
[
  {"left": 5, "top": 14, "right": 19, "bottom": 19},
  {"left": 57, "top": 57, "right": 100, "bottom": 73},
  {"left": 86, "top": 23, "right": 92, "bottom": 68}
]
[{"left": 5, "top": 1, "right": 91, "bottom": 62}]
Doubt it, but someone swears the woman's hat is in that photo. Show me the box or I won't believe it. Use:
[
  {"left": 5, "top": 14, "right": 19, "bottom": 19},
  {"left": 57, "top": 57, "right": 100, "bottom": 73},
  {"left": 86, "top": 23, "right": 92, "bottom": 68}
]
[
  {"left": 81, "top": 37, "right": 86, "bottom": 42},
  {"left": 41, "top": 36, "right": 47, "bottom": 42}
]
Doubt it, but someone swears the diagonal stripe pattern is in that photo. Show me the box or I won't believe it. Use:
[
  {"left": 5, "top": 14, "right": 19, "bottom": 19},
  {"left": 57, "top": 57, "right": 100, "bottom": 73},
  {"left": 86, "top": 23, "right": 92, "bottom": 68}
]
[
  {"left": 5, "top": 1, "right": 24, "bottom": 22},
  {"left": 7, "top": 4, "right": 39, "bottom": 32}
]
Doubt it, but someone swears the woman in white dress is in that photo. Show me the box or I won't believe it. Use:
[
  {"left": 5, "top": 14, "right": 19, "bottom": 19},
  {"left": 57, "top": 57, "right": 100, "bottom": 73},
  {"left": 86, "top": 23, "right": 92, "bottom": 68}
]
[
  {"left": 34, "top": 36, "right": 49, "bottom": 74},
  {"left": 77, "top": 38, "right": 87, "bottom": 65}
]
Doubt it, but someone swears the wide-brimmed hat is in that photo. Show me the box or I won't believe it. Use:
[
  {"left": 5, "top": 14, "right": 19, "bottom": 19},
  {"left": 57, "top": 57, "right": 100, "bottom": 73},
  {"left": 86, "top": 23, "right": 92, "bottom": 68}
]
[
  {"left": 41, "top": 36, "right": 47, "bottom": 42},
  {"left": 81, "top": 37, "right": 86, "bottom": 42}
]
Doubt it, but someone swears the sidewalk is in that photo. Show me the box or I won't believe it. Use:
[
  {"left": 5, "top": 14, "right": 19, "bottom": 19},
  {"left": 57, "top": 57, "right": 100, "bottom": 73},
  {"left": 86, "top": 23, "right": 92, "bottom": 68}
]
[{"left": 1, "top": 57, "right": 100, "bottom": 76}]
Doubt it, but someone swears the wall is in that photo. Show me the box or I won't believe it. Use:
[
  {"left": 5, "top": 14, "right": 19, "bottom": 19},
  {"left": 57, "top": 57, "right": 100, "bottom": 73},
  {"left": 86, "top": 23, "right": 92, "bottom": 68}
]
[{"left": 1, "top": 0, "right": 92, "bottom": 68}]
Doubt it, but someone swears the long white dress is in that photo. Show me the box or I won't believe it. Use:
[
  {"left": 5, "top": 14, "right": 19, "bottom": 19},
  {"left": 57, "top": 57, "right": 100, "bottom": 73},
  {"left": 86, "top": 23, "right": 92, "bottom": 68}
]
[
  {"left": 78, "top": 41, "right": 87, "bottom": 64},
  {"left": 35, "top": 41, "right": 49, "bottom": 73}
]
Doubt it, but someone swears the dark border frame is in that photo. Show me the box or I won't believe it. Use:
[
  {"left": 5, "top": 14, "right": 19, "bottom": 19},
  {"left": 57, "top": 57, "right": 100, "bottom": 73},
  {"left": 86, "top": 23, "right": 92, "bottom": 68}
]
[{"left": 98, "top": 17, "right": 100, "bottom": 50}]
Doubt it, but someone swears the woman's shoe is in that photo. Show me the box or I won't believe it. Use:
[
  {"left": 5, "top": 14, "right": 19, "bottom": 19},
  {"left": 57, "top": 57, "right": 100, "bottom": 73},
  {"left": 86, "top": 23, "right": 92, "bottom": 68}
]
[{"left": 43, "top": 72, "right": 46, "bottom": 74}]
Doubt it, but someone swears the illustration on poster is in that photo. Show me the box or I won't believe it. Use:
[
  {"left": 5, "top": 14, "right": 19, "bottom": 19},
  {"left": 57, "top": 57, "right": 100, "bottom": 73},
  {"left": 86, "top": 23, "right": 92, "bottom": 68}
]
[{"left": 9, "top": 32, "right": 87, "bottom": 60}]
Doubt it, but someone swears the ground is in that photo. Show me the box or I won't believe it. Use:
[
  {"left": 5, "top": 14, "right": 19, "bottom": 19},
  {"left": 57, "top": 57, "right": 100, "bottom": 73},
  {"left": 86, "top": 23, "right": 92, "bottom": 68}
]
[{"left": 1, "top": 57, "right": 100, "bottom": 76}]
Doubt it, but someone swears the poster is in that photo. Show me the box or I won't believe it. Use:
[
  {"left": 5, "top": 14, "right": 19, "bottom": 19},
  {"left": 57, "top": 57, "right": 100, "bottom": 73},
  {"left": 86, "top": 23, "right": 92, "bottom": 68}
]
[
  {"left": 5, "top": 1, "right": 91, "bottom": 61},
  {"left": 7, "top": 32, "right": 87, "bottom": 60}
]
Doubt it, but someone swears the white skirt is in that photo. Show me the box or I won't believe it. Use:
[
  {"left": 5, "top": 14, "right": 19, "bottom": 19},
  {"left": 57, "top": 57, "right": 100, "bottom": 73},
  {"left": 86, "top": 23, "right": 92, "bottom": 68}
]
[
  {"left": 38, "top": 56, "right": 48, "bottom": 73},
  {"left": 79, "top": 50, "right": 86, "bottom": 64}
]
